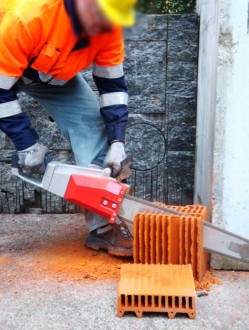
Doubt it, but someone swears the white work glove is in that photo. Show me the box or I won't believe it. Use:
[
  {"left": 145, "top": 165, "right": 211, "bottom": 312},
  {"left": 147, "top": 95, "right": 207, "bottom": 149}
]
[
  {"left": 17, "top": 142, "right": 48, "bottom": 175},
  {"left": 103, "top": 141, "right": 126, "bottom": 177}
]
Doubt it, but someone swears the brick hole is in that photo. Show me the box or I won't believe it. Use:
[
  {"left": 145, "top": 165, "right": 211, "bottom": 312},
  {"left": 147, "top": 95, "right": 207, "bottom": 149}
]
[
  {"left": 189, "top": 297, "right": 193, "bottom": 309},
  {"left": 168, "top": 296, "right": 173, "bottom": 308},
  {"left": 141, "top": 295, "right": 146, "bottom": 307},
  {"left": 134, "top": 295, "right": 139, "bottom": 307},
  {"left": 175, "top": 296, "right": 179, "bottom": 308},
  {"left": 121, "top": 294, "right": 125, "bottom": 306},
  {"left": 154, "top": 296, "right": 159, "bottom": 308},
  {"left": 182, "top": 297, "right": 186, "bottom": 309},
  {"left": 147, "top": 295, "right": 152, "bottom": 307},
  {"left": 127, "top": 295, "right": 132, "bottom": 307},
  {"left": 161, "top": 296, "right": 166, "bottom": 307}
]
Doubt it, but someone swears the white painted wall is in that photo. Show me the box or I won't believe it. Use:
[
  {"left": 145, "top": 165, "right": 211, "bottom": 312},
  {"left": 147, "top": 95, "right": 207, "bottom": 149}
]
[
  {"left": 196, "top": 0, "right": 249, "bottom": 269},
  {"left": 214, "top": 0, "right": 249, "bottom": 236}
]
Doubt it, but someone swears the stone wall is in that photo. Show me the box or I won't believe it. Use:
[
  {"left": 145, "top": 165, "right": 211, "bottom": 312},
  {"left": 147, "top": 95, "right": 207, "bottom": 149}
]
[{"left": 0, "top": 14, "right": 199, "bottom": 213}]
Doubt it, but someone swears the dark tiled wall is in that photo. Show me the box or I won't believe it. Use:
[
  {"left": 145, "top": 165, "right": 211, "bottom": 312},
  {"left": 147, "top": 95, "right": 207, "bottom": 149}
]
[
  {"left": 0, "top": 14, "right": 199, "bottom": 213},
  {"left": 124, "top": 15, "right": 199, "bottom": 204}
]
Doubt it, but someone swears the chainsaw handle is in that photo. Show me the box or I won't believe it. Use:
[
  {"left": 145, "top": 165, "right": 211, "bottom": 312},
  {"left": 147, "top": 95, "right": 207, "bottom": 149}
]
[
  {"left": 11, "top": 152, "right": 46, "bottom": 188},
  {"left": 115, "top": 155, "right": 133, "bottom": 182}
]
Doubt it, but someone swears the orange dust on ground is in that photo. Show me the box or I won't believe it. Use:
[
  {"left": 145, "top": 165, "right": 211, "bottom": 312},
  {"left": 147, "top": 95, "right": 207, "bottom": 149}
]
[
  {"left": 26, "top": 236, "right": 221, "bottom": 290},
  {"left": 195, "top": 270, "right": 222, "bottom": 291},
  {"left": 27, "top": 232, "right": 131, "bottom": 282},
  {"left": 30, "top": 243, "right": 129, "bottom": 282},
  {"left": 0, "top": 222, "right": 131, "bottom": 285},
  {"left": 0, "top": 216, "right": 221, "bottom": 290}
]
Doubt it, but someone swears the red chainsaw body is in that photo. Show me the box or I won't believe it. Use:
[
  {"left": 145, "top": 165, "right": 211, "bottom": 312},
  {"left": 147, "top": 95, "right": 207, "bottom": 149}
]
[{"left": 64, "top": 174, "right": 128, "bottom": 223}]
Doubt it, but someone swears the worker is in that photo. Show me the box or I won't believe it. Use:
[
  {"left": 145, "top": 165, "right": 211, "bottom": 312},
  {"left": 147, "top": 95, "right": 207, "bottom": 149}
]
[{"left": 0, "top": 0, "right": 136, "bottom": 257}]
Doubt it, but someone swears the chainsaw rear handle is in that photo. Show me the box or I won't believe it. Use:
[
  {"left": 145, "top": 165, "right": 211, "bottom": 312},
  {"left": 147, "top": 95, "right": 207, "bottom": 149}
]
[
  {"left": 11, "top": 152, "right": 44, "bottom": 187},
  {"left": 115, "top": 155, "right": 133, "bottom": 183}
]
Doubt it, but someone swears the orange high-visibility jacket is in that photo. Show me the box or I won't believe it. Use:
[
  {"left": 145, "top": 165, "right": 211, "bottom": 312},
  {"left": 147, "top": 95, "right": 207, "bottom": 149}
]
[{"left": 0, "top": 0, "right": 128, "bottom": 150}]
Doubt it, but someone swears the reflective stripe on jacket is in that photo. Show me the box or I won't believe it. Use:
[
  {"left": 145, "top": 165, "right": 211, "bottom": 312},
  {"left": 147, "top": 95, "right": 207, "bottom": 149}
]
[{"left": 0, "top": 0, "right": 128, "bottom": 148}]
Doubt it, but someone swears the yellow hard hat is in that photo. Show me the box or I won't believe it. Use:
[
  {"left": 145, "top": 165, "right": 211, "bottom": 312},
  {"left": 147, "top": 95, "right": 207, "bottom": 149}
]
[{"left": 97, "top": 0, "right": 137, "bottom": 27}]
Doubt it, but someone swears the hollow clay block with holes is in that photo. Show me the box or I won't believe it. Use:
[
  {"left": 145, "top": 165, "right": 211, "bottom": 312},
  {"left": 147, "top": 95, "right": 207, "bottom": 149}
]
[
  {"left": 117, "top": 264, "right": 196, "bottom": 319},
  {"left": 133, "top": 205, "right": 209, "bottom": 282}
]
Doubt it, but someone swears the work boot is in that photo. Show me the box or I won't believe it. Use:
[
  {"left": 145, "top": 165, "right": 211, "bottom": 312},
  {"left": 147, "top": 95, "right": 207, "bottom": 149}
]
[{"left": 85, "top": 220, "right": 133, "bottom": 257}]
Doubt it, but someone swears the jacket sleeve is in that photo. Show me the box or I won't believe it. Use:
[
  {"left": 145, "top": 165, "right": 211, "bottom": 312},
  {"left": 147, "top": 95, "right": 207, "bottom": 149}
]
[
  {"left": 0, "top": 11, "right": 38, "bottom": 150},
  {"left": 93, "top": 27, "right": 128, "bottom": 145}
]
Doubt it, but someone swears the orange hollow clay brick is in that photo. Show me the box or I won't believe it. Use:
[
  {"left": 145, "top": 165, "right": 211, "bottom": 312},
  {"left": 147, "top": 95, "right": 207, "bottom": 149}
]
[
  {"left": 117, "top": 264, "right": 196, "bottom": 319},
  {"left": 133, "top": 206, "right": 209, "bottom": 282}
]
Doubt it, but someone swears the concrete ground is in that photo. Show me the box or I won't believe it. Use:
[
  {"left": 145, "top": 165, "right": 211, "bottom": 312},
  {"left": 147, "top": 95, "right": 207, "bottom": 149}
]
[{"left": 0, "top": 214, "right": 249, "bottom": 330}]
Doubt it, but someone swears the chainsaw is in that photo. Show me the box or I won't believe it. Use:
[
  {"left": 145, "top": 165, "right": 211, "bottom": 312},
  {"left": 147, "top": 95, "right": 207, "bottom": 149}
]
[{"left": 11, "top": 155, "right": 249, "bottom": 264}]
